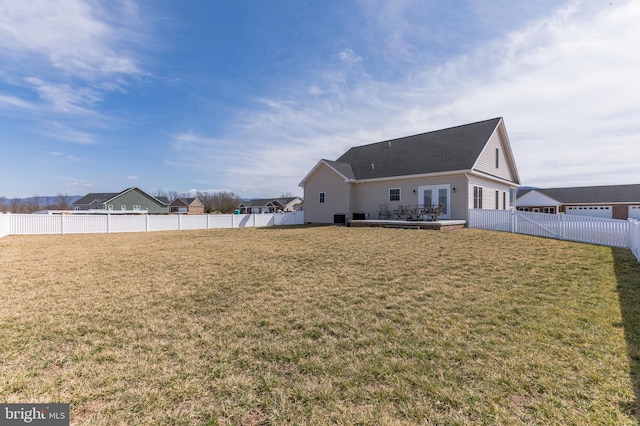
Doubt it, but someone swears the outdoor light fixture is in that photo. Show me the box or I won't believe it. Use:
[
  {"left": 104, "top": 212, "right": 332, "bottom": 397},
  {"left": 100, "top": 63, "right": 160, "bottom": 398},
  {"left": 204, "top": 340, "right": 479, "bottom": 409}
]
[{"left": 452, "top": 187, "right": 456, "bottom": 192}]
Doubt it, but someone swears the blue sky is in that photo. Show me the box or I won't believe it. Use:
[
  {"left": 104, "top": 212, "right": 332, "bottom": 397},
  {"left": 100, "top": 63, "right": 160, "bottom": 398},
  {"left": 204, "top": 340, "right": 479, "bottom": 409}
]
[{"left": 0, "top": 0, "right": 638, "bottom": 198}]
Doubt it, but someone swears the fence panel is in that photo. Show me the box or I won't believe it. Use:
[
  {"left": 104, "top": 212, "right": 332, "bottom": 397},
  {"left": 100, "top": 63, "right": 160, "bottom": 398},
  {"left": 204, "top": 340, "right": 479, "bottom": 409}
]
[
  {"left": 0, "top": 211, "right": 306, "bottom": 238},
  {"left": 148, "top": 215, "right": 179, "bottom": 232},
  {"left": 0, "top": 214, "right": 10, "bottom": 237},
  {"left": 181, "top": 215, "right": 208, "bottom": 230},
  {"left": 469, "top": 209, "right": 635, "bottom": 257},
  {"left": 630, "top": 220, "right": 640, "bottom": 260},
  {"left": 207, "top": 215, "right": 234, "bottom": 228},
  {"left": 10, "top": 214, "right": 62, "bottom": 235},
  {"left": 109, "top": 215, "right": 147, "bottom": 233},
  {"left": 62, "top": 214, "right": 108, "bottom": 234}
]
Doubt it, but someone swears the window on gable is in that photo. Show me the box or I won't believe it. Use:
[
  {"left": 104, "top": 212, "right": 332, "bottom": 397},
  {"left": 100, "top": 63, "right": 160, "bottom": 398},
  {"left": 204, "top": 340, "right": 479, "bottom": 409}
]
[
  {"left": 319, "top": 192, "right": 325, "bottom": 204},
  {"left": 389, "top": 188, "right": 400, "bottom": 202},
  {"left": 473, "top": 186, "right": 483, "bottom": 209},
  {"left": 495, "top": 148, "right": 500, "bottom": 168}
]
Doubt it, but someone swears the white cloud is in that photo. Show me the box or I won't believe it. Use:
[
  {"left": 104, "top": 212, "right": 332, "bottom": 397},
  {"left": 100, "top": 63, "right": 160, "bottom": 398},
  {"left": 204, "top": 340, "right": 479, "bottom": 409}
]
[
  {"left": 0, "top": 0, "right": 149, "bottom": 142},
  {"left": 338, "top": 49, "right": 362, "bottom": 65},
  {"left": 0, "top": 0, "right": 144, "bottom": 80},
  {"left": 168, "top": 1, "right": 640, "bottom": 195},
  {"left": 36, "top": 121, "right": 97, "bottom": 144},
  {"left": 0, "top": 93, "right": 36, "bottom": 110}
]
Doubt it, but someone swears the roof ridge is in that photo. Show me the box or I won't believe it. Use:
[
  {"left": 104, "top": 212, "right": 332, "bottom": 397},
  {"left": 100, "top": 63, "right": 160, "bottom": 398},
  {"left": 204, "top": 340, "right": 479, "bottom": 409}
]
[{"left": 350, "top": 117, "right": 502, "bottom": 149}]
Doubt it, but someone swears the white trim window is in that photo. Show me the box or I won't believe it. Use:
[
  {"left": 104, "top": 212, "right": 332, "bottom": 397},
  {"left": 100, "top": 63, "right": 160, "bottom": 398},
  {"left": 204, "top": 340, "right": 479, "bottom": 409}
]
[
  {"left": 133, "top": 205, "right": 142, "bottom": 211},
  {"left": 473, "top": 186, "right": 483, "bottom": 209},
  {"left": 319, "top": 192, "right": 326, "bottom": 204},
  {"left": 389, "top": 188, "right": 400, "bottom": 202}
]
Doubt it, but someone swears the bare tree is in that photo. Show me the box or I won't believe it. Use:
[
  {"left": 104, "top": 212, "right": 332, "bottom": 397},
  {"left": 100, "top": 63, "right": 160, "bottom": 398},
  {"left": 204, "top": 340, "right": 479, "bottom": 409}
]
[
  {"left": 280, "top": 192, "right": 295, "bottom": 198},
  {"left": 54, "top": 193, "right": 72, "bottom": 210},
  {"left": 199, "top": 191, "right": 242, "bottom": 214},
  {"left": 26, "top": 196, "right": 42, "bottom": 213}
]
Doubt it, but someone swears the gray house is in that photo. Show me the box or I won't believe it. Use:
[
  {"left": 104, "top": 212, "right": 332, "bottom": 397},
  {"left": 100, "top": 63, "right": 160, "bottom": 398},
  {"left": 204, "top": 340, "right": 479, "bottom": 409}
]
[
  {"left": 299, "top": 117, "right": 520, "bottom": 224},
  {"left": 73, "top": 187, "right": 169, "bottom": 214}
]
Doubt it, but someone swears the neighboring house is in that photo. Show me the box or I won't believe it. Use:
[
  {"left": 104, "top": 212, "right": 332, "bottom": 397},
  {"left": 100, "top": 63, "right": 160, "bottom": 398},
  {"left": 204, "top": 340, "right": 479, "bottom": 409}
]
[
  {"left": 73, "top": 187, "right": 169, "bottom": 214},
  {"left": 298, "top": 117, "right": 520, "bottom": 224},
  {"left": 516, "top": 184, "right": 640, "bottom": 220},
  {"left": 238, "top": 197, "right": 303, "bottom": 214},
  {"left": 169, "top": 197, "right": 205, "bottom": 214}
]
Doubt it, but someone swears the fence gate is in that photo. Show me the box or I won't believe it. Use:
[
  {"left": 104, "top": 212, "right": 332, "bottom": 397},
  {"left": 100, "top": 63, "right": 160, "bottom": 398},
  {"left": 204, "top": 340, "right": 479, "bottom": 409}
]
[{"left": 469, "top": 209, "right": 631, "bottom": 249}]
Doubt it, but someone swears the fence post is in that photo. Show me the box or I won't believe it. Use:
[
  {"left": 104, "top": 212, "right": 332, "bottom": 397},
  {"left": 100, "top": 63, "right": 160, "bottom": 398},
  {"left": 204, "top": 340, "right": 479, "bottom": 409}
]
[
  {"left": 107, "top": 214, "right": 111, "bottom": 234},
  {"left": 61, "top": 214, "right": 65, "bottom": 235}
]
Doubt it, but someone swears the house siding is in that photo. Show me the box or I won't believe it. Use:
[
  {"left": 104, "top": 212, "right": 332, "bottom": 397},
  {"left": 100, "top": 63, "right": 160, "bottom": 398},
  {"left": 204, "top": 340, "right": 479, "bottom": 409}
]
[
  {"left": 467, "top": 175, "right": 513, "bottom": 212},
  {"left": 351, "top": 174, "right": 470, "bottom": 221},
  {"left": 474, "top": 129, "right": 514, "bottom": 181},
  {"left": 303, "top": 163, "right": 351, "bottom": 224},
  {"left": 108, "top": 189, "right": 167, "bottom": 214}
]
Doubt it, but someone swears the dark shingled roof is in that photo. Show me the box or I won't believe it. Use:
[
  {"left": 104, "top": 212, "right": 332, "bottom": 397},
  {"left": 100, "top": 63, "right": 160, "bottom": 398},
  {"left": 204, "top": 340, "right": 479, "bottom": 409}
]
[
  {"left": 518, "top": 184, "right": 640, "bottom": 204},
  {"left": 73, "top": 192, "right": 120, "bottom": 205},
  {"left": 334, "top": 118, "right": 502, "bottom": 180}
]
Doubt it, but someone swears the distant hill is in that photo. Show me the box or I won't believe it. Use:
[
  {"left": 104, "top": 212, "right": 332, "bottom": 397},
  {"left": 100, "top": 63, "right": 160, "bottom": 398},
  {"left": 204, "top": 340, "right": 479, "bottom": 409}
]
[
  {"left": 0, "top": 195, "right": 83, "bottom": 212},
  {"left": 0, "top": 195, "right": 83, "bottom": 204}
]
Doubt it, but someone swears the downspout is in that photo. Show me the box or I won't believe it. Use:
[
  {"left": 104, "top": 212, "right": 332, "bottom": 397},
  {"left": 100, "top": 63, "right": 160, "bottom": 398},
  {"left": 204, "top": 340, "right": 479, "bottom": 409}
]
[{"left": 465, "top": 171, "right": 471, "bottom": 222}]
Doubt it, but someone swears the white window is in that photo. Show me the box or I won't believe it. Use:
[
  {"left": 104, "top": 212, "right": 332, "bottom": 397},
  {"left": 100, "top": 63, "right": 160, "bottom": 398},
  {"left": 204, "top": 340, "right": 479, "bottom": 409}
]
[
  {"left": 121, "top": 205, "right": 126, "bottom": 210},
  {"left": 319, "top": 192, "right": 325, "bottom": 204},
  {"left": 107, "top": 205, "right": 113, "bottom": 211},
  {"left": 133, "top": 205, "right": 141, "bottom": 211},
  {"left": 389, "top": 188, "right": 400, "bottom": 202},
  {"left": 473, "top": 186, "right": 483, "bottom": 209}
]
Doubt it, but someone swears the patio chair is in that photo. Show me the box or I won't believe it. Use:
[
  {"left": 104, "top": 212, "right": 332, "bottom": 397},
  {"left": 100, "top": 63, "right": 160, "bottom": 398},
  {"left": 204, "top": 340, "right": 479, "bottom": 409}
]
[{"left": 378, "top": 204, "right": 392, "bottom": 219}]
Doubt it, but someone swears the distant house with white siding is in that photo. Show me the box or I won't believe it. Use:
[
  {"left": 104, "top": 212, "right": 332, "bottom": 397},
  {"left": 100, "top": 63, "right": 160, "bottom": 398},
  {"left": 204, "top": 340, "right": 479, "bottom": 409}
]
[
  {"left": 516, "top": 184, "right": 640, "bottom": 220},
  {"left": 238, "top": 197, "right": 303, "bottom": 214},
  {"left": 298, "top": 117, "right": 520, "bottom": 224}
]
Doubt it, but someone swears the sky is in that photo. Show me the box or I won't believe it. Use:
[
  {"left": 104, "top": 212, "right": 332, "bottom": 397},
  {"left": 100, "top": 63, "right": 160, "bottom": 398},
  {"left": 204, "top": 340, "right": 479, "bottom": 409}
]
[{"left": 0, "top": 0, "right": 638, "bottom": 199}]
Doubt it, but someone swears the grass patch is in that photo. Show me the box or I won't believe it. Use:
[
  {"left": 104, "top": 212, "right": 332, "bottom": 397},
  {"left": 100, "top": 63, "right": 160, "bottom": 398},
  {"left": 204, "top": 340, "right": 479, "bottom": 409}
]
[{"left": 0, "top": 227, "right": 639, "bottom": 424}]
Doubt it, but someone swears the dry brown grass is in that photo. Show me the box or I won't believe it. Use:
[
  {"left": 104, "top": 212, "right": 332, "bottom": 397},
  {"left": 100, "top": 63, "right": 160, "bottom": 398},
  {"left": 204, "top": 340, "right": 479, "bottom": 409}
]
[{"left": 1, "top": 226, "right": 639, "bottom": 425}]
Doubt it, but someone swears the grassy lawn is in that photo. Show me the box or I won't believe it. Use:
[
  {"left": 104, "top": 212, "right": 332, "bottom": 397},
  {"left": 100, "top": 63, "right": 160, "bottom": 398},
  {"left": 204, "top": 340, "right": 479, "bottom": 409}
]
[{"left": 1, "top": 226, "right": 639, "bottom": 425}]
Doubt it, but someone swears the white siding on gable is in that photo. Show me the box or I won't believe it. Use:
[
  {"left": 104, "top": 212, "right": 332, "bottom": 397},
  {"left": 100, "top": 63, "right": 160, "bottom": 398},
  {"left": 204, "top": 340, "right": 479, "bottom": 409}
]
[
  {"left": 516, "top": 190, "right": 560, "bottom": 208},
  {"left": 474, "top": 128, "right": 515, "bottom": 182}
]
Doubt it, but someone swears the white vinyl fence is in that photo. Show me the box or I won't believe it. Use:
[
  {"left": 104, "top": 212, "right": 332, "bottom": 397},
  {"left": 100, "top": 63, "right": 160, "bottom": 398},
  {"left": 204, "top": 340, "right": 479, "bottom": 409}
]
[
  {"left": 0, "top": 211, "right": 304, "bottom": 238},
  {"left": 469, "top": 209, "right": 640, "bottom": 262}
]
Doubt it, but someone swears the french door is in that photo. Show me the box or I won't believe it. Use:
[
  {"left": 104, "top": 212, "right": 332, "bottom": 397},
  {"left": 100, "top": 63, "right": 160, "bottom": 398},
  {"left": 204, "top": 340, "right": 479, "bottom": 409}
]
[{"left": 418, "top": 185, "right": 450, "bottom": 219}]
